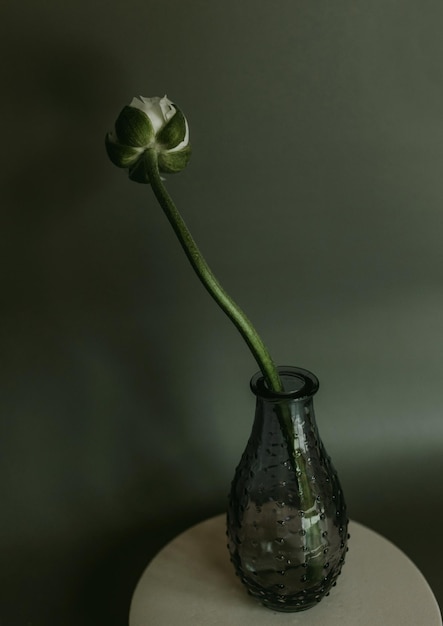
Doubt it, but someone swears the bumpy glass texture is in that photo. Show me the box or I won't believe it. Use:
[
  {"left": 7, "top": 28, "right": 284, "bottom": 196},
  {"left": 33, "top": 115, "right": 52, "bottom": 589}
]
[{"left": 227, "top": 367, "right": 348, "bottom": 612}]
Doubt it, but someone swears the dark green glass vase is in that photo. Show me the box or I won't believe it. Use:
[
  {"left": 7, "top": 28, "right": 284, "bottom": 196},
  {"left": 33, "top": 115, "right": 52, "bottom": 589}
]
[{"left": 227, "top": 366, "right": 348, "bottom": 612}]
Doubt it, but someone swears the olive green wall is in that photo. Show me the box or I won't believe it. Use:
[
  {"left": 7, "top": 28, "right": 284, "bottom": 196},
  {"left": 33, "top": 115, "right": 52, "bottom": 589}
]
[{"left": 1, "top": 1, "right": 442, "bottom": 623}]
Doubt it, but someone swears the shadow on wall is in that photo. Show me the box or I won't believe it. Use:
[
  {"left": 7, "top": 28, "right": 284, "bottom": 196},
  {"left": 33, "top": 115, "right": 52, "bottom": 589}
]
[
  {"left": 0, "top": 27, "right": 120, "bottom": 336},
  {"left": 0, "top": 26, "right": 221, "bottom": 626},
  {"left": 1, "top": 33, "right": 116, "bottom": 210}
]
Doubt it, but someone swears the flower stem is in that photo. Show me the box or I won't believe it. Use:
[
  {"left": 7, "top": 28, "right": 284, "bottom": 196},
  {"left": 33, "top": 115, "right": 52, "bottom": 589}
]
[
  {"left": 144, "top": 150, "right": 320, "bottom": 540},
  {"left": 141, "top": 145, "right": 323, "bottom": 579},
  {"left": 143, "top": 148, "right": 283, "bottom": 393}
]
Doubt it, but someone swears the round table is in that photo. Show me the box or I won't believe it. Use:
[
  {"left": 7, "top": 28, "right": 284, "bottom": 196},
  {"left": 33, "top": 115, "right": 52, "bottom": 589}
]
[{"left": 129, "top": 515, "right": 442, "bottom": 626}]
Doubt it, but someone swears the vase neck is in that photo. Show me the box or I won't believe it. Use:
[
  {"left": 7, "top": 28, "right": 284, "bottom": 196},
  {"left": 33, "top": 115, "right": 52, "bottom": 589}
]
[
  {"left": 249, "top": 366, "right": 321, "bottom": 458},
  {"left": 250, "top": 366, "right": 319, "bottom": 401},
  {"left": 255, "top": 393, "right": 316, "bottom": 424}
]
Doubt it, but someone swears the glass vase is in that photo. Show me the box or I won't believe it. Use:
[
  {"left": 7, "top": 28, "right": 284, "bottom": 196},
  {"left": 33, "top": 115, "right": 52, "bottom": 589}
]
[{"left": 227, "top": 366, "right": 348, "bottom": 612}]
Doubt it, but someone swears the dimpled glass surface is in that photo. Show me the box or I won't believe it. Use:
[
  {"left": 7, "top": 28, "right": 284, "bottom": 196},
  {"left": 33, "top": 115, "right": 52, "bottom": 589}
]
[{"left": 227, "top": 368, "right": 348, "bottom": 612}]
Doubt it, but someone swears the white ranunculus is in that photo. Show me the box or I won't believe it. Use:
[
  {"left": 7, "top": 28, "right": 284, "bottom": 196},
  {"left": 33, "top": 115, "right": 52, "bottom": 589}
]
[{"left": 105, "top": 94, "right": 191, "bottom": 184}]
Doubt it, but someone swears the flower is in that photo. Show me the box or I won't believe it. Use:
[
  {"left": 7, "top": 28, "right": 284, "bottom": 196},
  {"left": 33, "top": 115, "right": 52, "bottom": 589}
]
[
  {"left": 105, "top": 95, "right": 191, "bottom": 183},
  {"left": 105, "top": 94, "right": 282, "bottom": 393}
]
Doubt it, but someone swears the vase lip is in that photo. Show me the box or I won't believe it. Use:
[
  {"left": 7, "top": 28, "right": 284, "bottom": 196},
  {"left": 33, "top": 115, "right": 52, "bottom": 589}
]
[{"left": 250, "top": 366, "right": 319, "bottom": 400}]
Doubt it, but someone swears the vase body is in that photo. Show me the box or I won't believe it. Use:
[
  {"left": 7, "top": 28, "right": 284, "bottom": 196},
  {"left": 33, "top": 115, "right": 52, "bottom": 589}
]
[{"left": 227, "top": 366, "right": 348, "bottom": 612}]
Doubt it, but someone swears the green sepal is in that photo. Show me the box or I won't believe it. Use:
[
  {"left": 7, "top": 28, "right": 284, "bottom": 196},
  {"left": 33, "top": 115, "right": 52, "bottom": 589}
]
[
  {"left": 115, "top": 106, "right": 154, "bottom": 148},
  {"left": 156, "top": 107, "right": 187, "bottom": 150},
  {"left": 158, "top": 145, "right": 191, "bottom": 173},
  {"left": 128, "top": 152, "right": 151, "bottom": 184},
  {"left": 105, "top": 134, "right": 142, "bottom": 168}
]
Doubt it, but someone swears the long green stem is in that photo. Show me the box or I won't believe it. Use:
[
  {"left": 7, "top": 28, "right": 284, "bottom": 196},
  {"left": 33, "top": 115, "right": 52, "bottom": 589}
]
[
  {"left": 144, "top": 148, "right": 322, "bottom": 572},
  {"left": 143, "top": 148, "right": 283, "bottom": 393}
]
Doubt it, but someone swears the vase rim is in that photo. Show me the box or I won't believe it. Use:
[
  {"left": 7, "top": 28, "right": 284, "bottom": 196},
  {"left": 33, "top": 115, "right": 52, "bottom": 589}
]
[{"left": 250, "top": 366, "right": 319, "bottom": 400}]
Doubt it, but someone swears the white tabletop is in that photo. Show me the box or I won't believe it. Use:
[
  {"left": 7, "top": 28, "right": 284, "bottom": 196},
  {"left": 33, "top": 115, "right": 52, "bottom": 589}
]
[{"left": 129, "top": 514, "right": 442, "bottom": 626}]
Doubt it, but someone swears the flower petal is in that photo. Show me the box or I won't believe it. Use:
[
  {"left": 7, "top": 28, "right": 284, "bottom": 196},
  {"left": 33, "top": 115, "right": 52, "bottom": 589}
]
[
  {"left": 130, "top": 96, "right": 172, "bottom": 134},
  {"left": 105, "top": 134, "right": 143, "bottom": 168},
  {"left": 128, "top": 152, "right": 151, "bottom": 184},
  {"left": 158, "top": 145, "right": 191, "bottom": 173},
  {"left": 156, "top": 107, "right": 189, "bottom": 151},
  {"left": 115, "top": 106, "right": 154, "bottom": 147}
]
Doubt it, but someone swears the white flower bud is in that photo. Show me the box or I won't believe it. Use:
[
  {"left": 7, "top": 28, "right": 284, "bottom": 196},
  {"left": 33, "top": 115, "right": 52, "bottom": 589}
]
[{"left": 105, "top": 95, "right": 191, "bottom": 184}]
